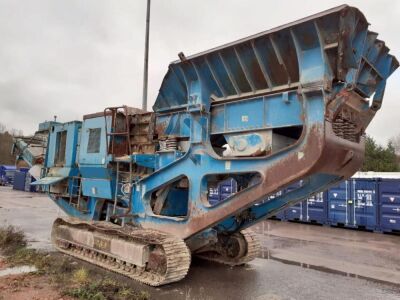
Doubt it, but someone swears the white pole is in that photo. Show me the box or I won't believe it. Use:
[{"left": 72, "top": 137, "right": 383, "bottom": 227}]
[{"left": 142, "top": 0, "right": 151, "bottom": 111}]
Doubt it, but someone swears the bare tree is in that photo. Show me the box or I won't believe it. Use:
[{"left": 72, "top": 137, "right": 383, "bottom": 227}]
[{"left": 9, "top": 128, "right": 23, "bottom": 137}]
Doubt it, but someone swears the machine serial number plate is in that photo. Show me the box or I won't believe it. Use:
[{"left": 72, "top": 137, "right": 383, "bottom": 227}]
[{"left": 93, "top": 236, "right": 111, "bottom": 251}]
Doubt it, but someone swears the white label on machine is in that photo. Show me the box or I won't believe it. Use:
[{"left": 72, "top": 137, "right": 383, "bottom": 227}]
[
  {"left": 390, "top": 219, "right": 397, "bottom": 224},
  {"left": 142, "top": 184, "right": 146, "bottom": 198},
  {"left": 241, "top": 115, "right": 249, "bottom": 122},
  {"left": 91, "top": 187, "right": 97, "bottom": 195},
  {"left": 297, "top": 152, "right": 304, "bottom": 160},
  {"left": 225, "top": 161, "right": 231, "bottom": 170}
]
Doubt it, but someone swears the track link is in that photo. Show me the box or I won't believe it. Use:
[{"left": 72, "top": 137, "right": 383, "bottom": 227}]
[
  {"left": 51, "top": 218, "right": 191, "bottom": 286},
  {"left": 196, "top": 228, "right": 261, "bottom": 266}
]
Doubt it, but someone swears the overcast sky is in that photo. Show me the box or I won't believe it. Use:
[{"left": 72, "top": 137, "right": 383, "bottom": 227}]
[{"left": 0, "top": 0, "right": 399, "bottom": 144}]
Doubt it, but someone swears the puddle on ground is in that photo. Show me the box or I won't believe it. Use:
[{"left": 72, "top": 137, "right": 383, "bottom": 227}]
[
  {"left": 258, "top": 247, "right": 399, "bottom": 286},
  {"left": 0, "top": 265, "right": 37, "bottom": 276}
]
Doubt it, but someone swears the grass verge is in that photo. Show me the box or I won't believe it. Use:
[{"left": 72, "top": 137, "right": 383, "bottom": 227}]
[
  {"left": 0, "top": 225, "right": 27, "bottom": 255},
  {"left": 0, "top": 225, "right": 150, "bottom": 300}
]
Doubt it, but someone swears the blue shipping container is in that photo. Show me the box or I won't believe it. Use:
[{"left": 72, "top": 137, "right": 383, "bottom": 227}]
[
  {"left": 352, "top": 179, "right": 378, "bottom": 230},
  {"left": 305, "top": 192, "right": 327, "bottom": 224},
  {"left": 283, "top": 182, "right": 303, "bottom": 221},
  {"left": 285, "top": 201, "right": 305, "bottom": 221},
  {"left": 13, "top": 171, "right": 26, "bottom": 191},
  {"left": 216, "top": 176, "right": 400, "bottom": 233},
  {"left": 327, "top": 179, "right": 378, "bottom": 230},
  {"left": 327, "top": 180, "right": 349, "bottom": 225},
  {"left": 378, "top": 179, "right": 400, "bottom": 233},
  {"left": 283, "top": 192, "right": 326, "bottom": 224},
  {"left": 264, "top": 189, "right": 286, "bottom": 220},
  {"left": 0, "top": 165, "right": 17, "bottom": 186},
  {"left": 208, "top": 178, "right": 237, "bottom": 205}
]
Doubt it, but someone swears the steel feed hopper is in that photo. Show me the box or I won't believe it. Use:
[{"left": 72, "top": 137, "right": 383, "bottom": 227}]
[{"left": 32, "top": 5, "right": 397, "bottom": 286}]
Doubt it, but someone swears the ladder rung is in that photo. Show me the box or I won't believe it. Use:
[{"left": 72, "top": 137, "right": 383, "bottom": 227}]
[{"left": 107, "top": 132, "right": 129, "bottom": 136}]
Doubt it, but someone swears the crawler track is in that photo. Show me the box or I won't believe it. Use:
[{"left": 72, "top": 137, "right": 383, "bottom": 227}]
[
  {"left": 196, "top": 228, "right": 261, "bottom": 266},
  {"left": 51, "top": 218, "right": 191, "bottom": 286}
]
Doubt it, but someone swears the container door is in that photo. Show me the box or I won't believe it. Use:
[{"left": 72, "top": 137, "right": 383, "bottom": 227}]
[
  {"left": 352, "top": 179, "right": 377, "bottom": 229},
  {"left": 286, "top": 202, "right": 303, "bottom": 221},
  {"left": 328, "top": 180, "right": 351, "bottom": 225},
  {"left": 285, "top": 182, "right": 304, "bottom": 221},
  {"left": 307, "top": 192, "right": 326, "bottom": 224},
  {"left": 208, "top": 186, "right": 220, "bottom": 206},
  {"left": 13, "top": 171, "right": 26, "bottom": 191},
  {"left": 379, "top": 180, "right": 400, "bottom": 232},
  {"left": 219, "top": 178, "right": 237, "bottom": 201}
]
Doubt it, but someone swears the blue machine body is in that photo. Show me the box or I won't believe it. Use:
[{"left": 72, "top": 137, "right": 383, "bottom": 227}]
[
  {"left": 12, "top": 121, "right": 58, "bottom": 168},
  {"left": 32, "top": 5, "right": 397, "bottom": 245}
]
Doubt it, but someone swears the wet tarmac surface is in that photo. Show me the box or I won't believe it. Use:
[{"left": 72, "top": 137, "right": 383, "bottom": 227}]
[
  {"left": 128, "top": 257, "right": 400, "bottom": 300},
  {"left": 253, "top": 219, "right": 400, "bottom": 285},
  {"left": 1, "top": 186, "right": 400, "bottom": 299},
  {"left": 0, "top": 186, "right": 65, "bottom": 250}
]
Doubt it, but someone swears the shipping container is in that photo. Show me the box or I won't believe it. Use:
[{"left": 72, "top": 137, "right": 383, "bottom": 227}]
[
  {"left": 305, "top": 192, "right": 327, "bottom": 224},
  {"left": 283, "top": 192, "right": 326, "bottom": 224},
  {"left": 327, "top": 179, "right": 379, "bottom": 230},
  {"left": 285, "top": 182, "right": 304, "bottom": 222},
  {"left": 352, "top": 179, "right": 378, "bottom": 230},
  {"left": 0, "top": 165, "right": 17, "bottom": 186},
  {"left": 221, "top": 174, "right": 400, "bottom": 233},
  {"left": 285, "top": 201, "right": 305, "bottom": 222},
  {"left": 271, "top": 210, "right": 286, "bottom": 221},
  {"left": 378, "top": 179, "right": 400, "bottom": 233},
  {"left": 327, "top": 180, "right": 351, "bottom": 226},
  {"left": 270, "top": 182, "right": 304, "bottom": 222},
  {"left": 208, "top": 178, "right": 237, "bottom": 206},
  {"left": 265, "top": 190, "right": 286, "bottom": 220},
  {"left": 13, "top": 171, "right": 26, "bottom": 191}
]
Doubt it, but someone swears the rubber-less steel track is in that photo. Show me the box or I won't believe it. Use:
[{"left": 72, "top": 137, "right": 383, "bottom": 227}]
[
  {"left": 51, "top": 218, "right": 191, "bottom": 286},
  {"left": 196, "top": 228, "right": 261, "bottom": 266}
]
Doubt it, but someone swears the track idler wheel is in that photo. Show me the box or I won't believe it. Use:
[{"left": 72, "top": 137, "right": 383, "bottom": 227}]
[
  {"left": 195, "top": 228, "right": 261, "bottom": 266},
  {"left": 220, "top": 232, "right": 247, "bottom": 260}
]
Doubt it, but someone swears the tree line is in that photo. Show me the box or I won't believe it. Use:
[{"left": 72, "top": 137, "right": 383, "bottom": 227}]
[
  {"left": 361, "top": 135, "right": 399, "bottom": 172},
  {"left": 0, "top": 122, "right": 23, "bottom": 165}
]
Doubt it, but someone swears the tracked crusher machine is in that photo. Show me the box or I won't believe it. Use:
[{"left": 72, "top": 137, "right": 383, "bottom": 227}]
[{"left": 30, "top": 5, "right": 397, "bottom": 285}]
